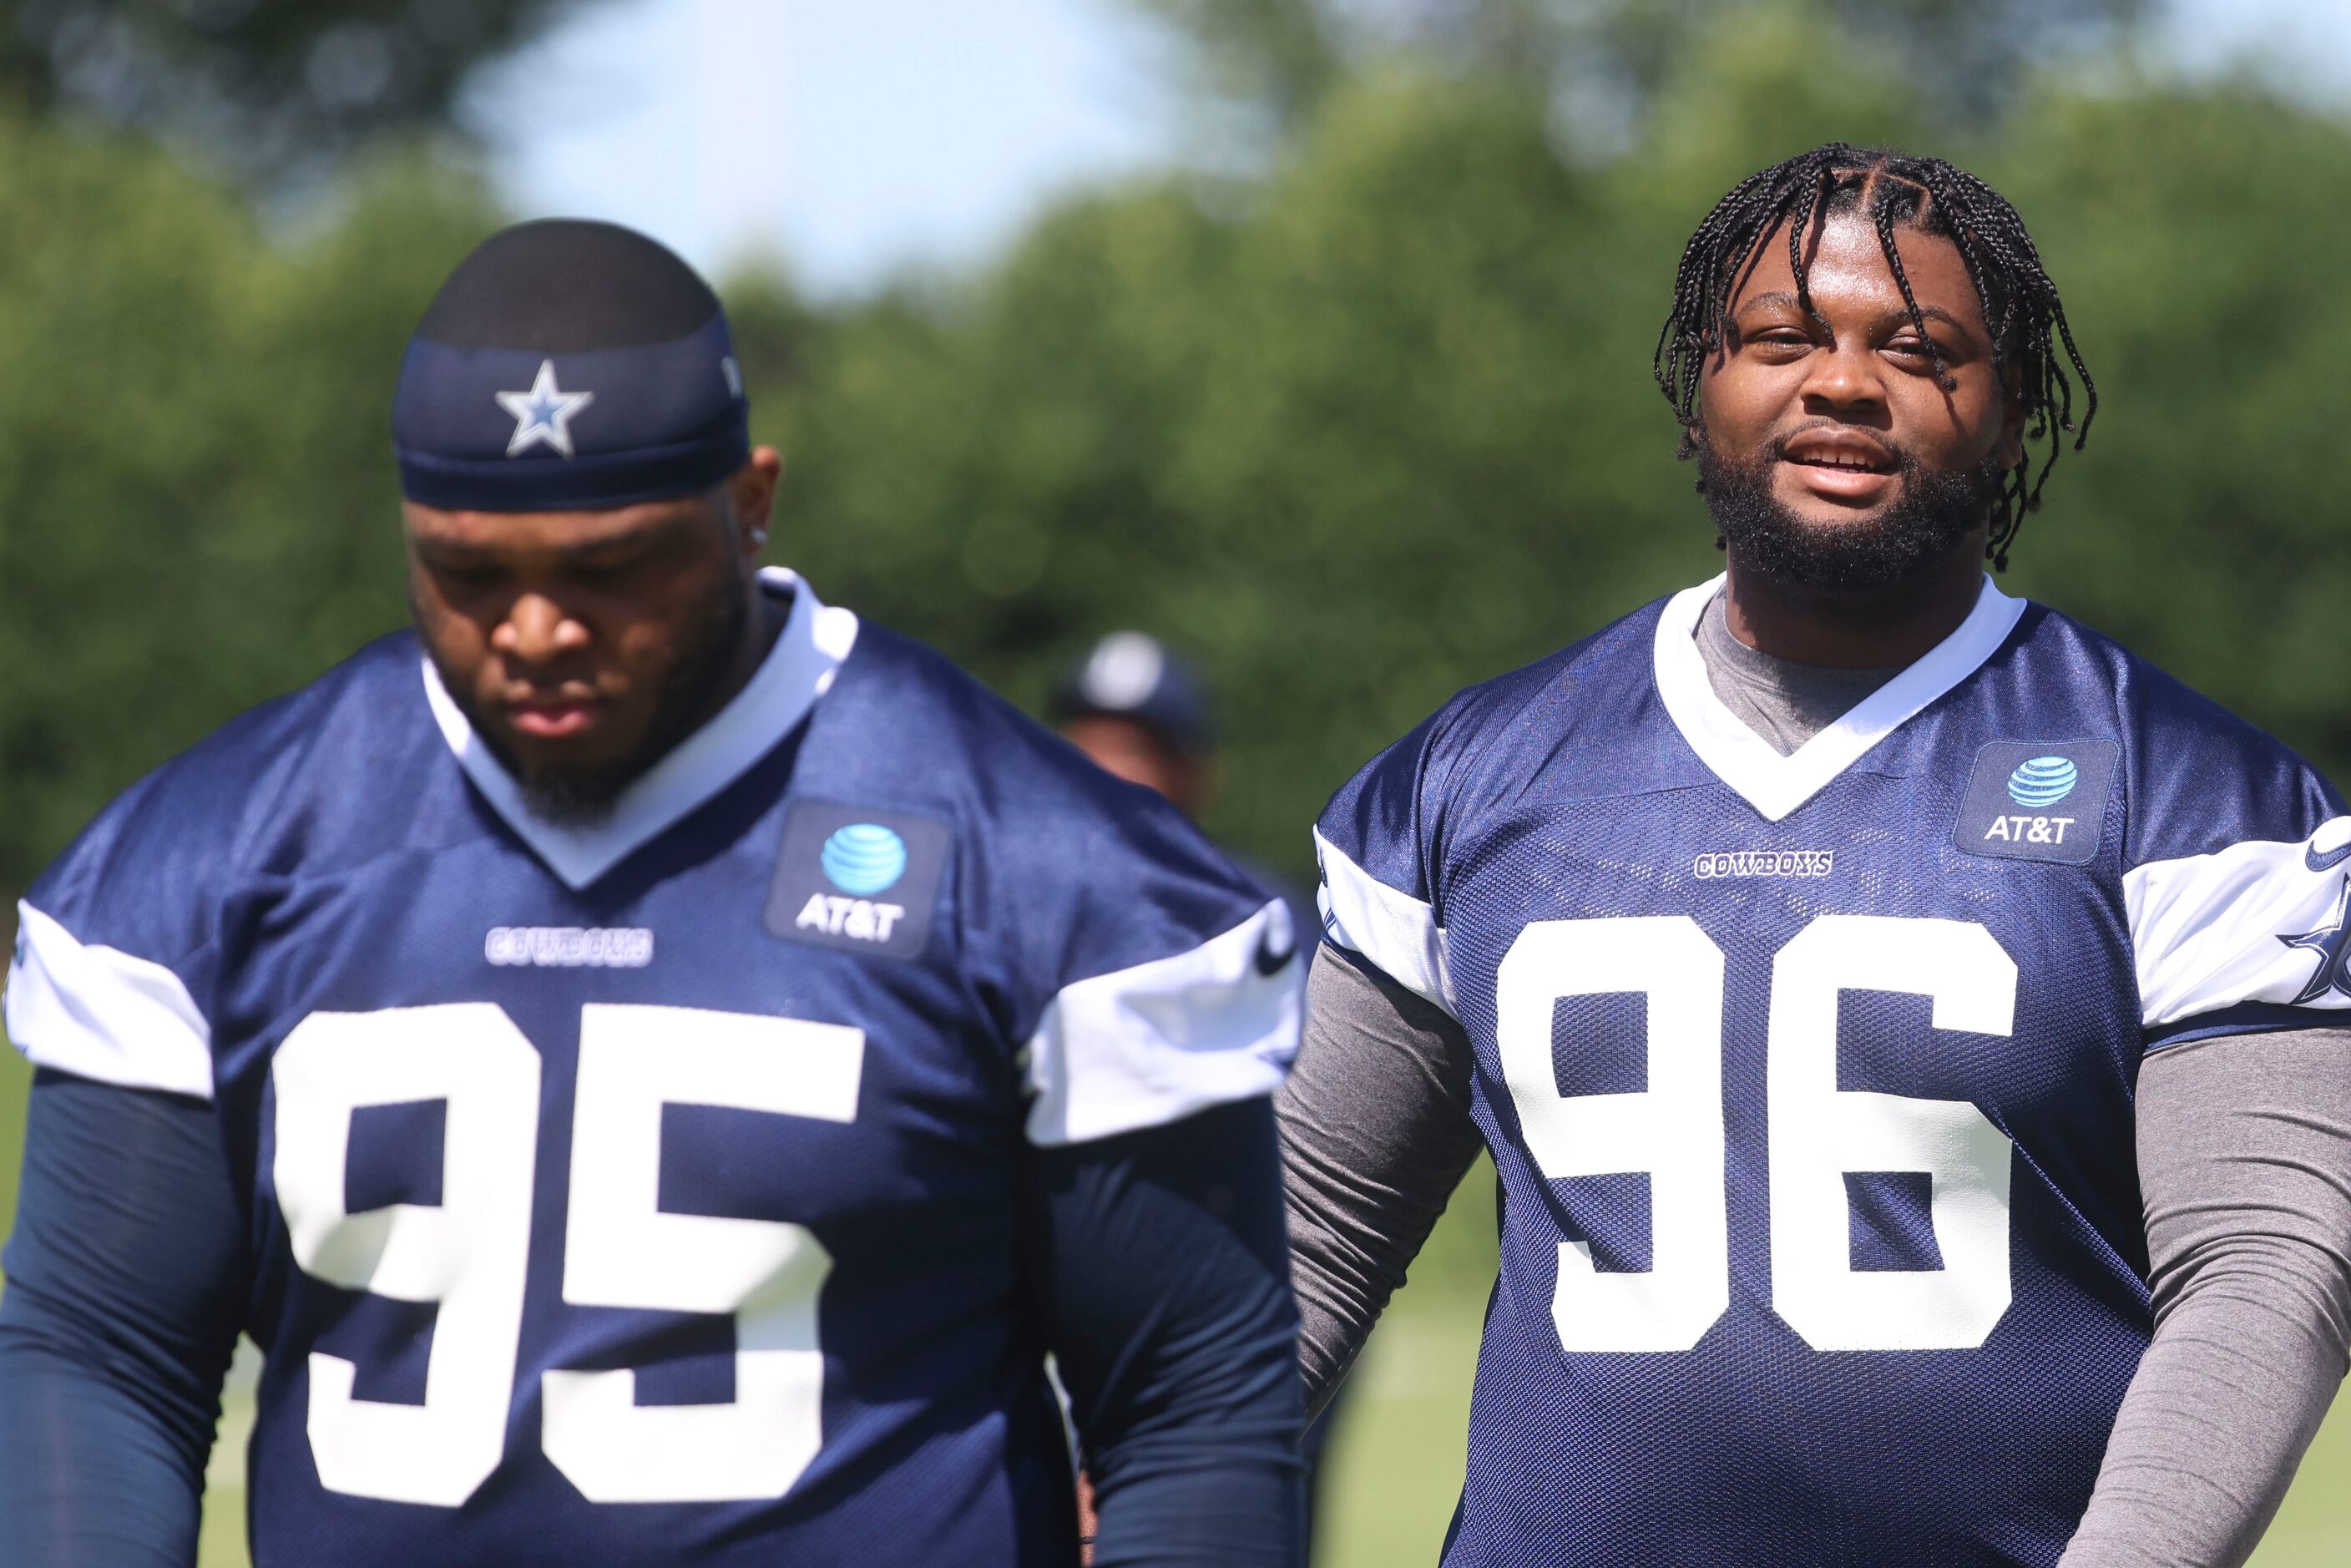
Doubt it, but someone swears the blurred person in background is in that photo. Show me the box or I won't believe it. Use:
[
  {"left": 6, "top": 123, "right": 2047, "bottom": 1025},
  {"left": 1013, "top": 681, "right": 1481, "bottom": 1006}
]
[
  {"left": 1280, "top": 144, "right": 2351, "bottom": 1566},
  {"left": 1052, "top": 631, "right": 1315, "bottom": 942},
  {"left": 1051, "top": 631, "right": 1345, "bottom": 1545},
  {"left": 0, "top": 220, "right": 1306, "bottom": 1568}
]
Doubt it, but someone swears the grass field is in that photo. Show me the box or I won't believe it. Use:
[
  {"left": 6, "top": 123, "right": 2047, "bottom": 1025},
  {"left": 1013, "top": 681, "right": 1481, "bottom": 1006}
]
[{"left": 2, "top": 1049, "right": 2343, "bottom": 1567}]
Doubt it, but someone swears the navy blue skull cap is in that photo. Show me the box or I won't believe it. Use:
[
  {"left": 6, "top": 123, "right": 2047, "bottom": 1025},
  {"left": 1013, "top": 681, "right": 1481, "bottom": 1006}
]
[
  {"left": 1049, "top": 631, "right": 1215, "bottom": 756},
  {"left": 392, "top": 219, "right": 751, "bottom": 512}
]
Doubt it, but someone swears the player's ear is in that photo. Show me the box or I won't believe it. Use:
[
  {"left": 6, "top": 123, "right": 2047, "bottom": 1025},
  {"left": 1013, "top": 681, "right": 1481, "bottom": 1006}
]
[{"left": 730, "top": 448, "right": 783, "bottom": 557}]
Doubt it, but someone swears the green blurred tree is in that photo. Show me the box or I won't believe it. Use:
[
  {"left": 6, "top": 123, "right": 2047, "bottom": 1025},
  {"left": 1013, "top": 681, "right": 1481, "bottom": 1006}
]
[
  {"left": 0, "top": 116, "right": 493, "bottom": 896},
  {"left": 1130, "top": 0, "right": 2149, "bottom": 135},
  {"left": 0, "top": 0, "right": 599, "bottom": 177}
]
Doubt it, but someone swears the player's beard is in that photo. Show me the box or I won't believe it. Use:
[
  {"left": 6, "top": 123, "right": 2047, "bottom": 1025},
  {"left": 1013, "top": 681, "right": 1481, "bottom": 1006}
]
[
  {"left": 1696, "top": 434, "right": 2005, "bottom": 594},
  {"left": 432, "top": 578, "right": 751, "bottom": 827}
]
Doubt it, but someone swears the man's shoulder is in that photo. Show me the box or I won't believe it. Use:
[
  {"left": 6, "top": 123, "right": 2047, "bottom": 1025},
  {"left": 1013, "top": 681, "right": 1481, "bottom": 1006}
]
[
  {"left": 1433, "top": 596, "right": 1665, "bottom": 749},
  {"left": 9, "top": 632, "right": 447, "bottom": 1095},
  {"left": 822, "top": 621, "right": 1189, "bottom": 822},
  {"left": 167, "top": 626, "right": 430, "bottom": 780},
  {"left": 1314, "top": 596, "right": 1667, "bottom": 923},
  {"left": 2005, "top": 600, "right": 2343, "bottom": 860},
  {"left": 814, "top": 616, "right": 1261, "bottom": 905},
  {"left": 820, "top": 624, "right": 1291, "bottom": 1141},
  {"left": 822, "top": 621, "right": 1020, "bottom": 743},
  {"left": 26, "top": 630, "right": 446, "bottom": 919},
  {"left": 1328, "top": 594, "right": 1669, "bottom": 822},
  {"left": 2008, "top": 600, "right": 2326, "bottom": 778}
]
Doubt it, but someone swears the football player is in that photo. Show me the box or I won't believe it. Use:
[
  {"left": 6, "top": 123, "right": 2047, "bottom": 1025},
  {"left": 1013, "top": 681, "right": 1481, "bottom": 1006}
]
[
  {"left": 1050, "top": 630, "right": 1315, "bottom": 943},
  {"left": 1280, "top": 144, "right": 2351, "bottom": 1565},
  {"left": 0, "top": 220, "right": 1306, "bottom": 1566}
]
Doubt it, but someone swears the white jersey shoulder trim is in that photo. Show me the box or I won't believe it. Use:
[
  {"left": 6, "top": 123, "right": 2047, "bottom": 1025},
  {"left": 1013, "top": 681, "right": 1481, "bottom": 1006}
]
[
  {"left": 1023, "top": 899, "right": 1301, "bottom": 1146},
  {"left": 6, "top": 901, "right": 215, "bottom": 1099},
  {"left": 1313, "top": 829, "right": 1456, "bottom": 1016},
  {"left": 1652, "top": 573, "right": 2027, "bottom": 823},
  {"left": 2126, "top": 817, "right": 2351, "bottom": 1028},
  {"left": 422, "top": 566, "right": 859, "bottom": 891}
]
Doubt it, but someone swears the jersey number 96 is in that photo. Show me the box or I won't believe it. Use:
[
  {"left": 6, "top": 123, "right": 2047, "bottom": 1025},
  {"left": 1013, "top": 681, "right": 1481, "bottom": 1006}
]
[{"left": 1495, "top": 914, "right": 2015, "bottom": 1355}]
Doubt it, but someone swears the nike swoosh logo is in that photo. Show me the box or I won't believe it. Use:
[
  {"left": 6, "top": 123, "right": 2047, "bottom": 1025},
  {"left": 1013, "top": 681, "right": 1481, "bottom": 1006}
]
[
  {"left": 2309, "top": 837, "right": 2351, "bottom": 873},
  {"left": 1253, "top": 930, "right": 1299, "bottom": 977}
]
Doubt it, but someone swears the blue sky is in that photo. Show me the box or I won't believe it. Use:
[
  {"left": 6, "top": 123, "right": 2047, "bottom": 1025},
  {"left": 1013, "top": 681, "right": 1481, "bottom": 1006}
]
[
  {"left": 468, "top": 0, "right": 1179, "bottom": 294},
  {"left": 471, "top": 0, "right": 2351, "bottom": 297}
]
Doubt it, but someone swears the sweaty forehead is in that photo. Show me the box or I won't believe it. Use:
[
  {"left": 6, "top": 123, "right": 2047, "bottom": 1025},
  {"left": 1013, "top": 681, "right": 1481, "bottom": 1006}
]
[
  {"left": 406, "top": 497, "right": 707, "bottom": 556},
  {"left": 1729, "top": 208, "right": 1989, "bottom": 337}
]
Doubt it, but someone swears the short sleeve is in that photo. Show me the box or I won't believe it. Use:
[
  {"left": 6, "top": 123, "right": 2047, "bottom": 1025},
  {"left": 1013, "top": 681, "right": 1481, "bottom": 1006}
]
[
  {"left": 1312, "top": 712, "right": 1457, "bottom": 1018},
  {"left": 2122, "top": 704, "right": 2351, "bottom": 1049},
  {"left": 4, "top": 776, "right": 224, "bottom": 1100},
  {"left": 998, "top": 757, "right": 1302, "bottom": 1149}
]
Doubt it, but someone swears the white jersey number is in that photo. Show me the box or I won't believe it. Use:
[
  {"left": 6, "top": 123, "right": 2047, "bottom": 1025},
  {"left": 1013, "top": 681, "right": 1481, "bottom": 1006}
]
[
  {"left": 1496, "top": 917, "right": 1727, "bottom": 1352},
  {"left": 1495, "top": 914, "right": 2015, "bottom": 1354},
  {"left": 273, "top": 1004, "right": 863, "bottom": 1508}
]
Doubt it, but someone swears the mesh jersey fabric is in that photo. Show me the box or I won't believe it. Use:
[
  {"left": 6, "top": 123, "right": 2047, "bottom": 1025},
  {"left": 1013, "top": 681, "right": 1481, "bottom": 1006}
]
[
  {"left": 3, "top": 577, "right": 1300, "bottom": 1567},
  {"left": 1313, "top": 574, "right": 2349, "bottom": 1568}
]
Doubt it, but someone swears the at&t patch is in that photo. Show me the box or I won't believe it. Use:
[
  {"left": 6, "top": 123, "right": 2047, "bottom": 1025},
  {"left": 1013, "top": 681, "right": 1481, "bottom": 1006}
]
[
  {"left": 766, "top": 801, "right": 950, "bottom": 959},
  {"left": 1953, "top": 740, "right": 2117, "bottom": 866}
]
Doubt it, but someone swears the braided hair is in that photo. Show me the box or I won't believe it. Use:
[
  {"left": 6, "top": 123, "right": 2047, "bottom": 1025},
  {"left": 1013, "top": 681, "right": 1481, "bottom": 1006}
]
[{"left": 1652, "top": 144, "right": 2095, "bottom": 569}]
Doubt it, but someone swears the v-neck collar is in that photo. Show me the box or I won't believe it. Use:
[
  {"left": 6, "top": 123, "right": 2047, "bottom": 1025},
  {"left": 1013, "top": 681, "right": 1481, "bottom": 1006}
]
[
  {"left": 1651, "top": 571, "right": 2025, "bottom": 822},
  {"left": 421, "top": 565, "right": 860, "bottom": 889}
]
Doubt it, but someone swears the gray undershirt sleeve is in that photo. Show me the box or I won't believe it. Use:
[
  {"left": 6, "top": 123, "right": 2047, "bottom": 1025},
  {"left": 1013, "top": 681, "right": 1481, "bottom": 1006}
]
[
  {"left": 1277, "top": 945, "right": 1483, "bottom": 1420},
  {"left": 2059, "top": 1029, "right": 2351, "bottom": 1567}
]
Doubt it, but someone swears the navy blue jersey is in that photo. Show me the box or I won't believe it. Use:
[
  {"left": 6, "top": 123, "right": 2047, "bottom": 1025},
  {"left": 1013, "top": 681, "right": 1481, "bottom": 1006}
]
[
  {"left": 1315, "top": 575, "right": 2351, "bottom": 1567},
  {"left": 4, "top": 571, "right": 1300, "bottom": 1565}
]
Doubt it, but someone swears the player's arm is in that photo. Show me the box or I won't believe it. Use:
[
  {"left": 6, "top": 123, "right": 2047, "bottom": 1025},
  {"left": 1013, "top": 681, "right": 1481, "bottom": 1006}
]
[
  {"left": 1024, "top": 1095, "right": 1306, "bottom": 1567},
  {"left": 1282, "top": 705, "right": 1490, "bottom": 1418},
  {"left": 0, "top": 1068, "right": 250, "bottom": 1567},
  {"left": 988, "top": 712, "right": 1326, "bottom": 1563},
  {"left": 1278, "top": 943, "right": 1484, "bottom": 1418},
  {"left": 2059, "top": 1024, "right": 2351, "bottom": 1568},
  {"left": 2069, "top": 771, "right": 2351, "bottom": 1565}
]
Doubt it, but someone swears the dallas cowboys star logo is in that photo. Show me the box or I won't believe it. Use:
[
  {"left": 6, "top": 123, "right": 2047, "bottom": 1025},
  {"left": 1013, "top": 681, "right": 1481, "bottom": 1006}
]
[
  {"left": 2278, "top": 874, "right": 2351, "bottom": 1004},
  {"left": 495, "top": 360, "right": 594, "bottom": 458}
]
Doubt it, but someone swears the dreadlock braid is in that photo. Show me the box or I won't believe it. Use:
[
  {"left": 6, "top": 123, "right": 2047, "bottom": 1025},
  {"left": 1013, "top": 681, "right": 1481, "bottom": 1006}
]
[{"left": 1652, "top": 143, "right": 2096, "bottom": 569}]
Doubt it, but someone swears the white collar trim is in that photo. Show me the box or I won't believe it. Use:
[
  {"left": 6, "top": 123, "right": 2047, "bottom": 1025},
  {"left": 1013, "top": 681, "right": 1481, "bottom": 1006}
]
[
  {"left": 1651, "top": 571, "right": 2025, "bottom": 822},
  {"left": 422, "top": 565, "right": 861, "bottom": 889}
]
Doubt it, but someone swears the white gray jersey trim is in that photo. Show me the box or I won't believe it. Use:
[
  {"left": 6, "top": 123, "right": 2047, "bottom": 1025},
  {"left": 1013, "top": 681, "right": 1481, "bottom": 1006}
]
[
  {"left": 1651, "top": 573, "right": 2026, "bottom": 823},
  {"left": 1023, "top": 899, "right": 1301, "bottom": 1146},
  {"left": 6, "top": 901, "right": 215, "bottom": 1100},
  {"left": 422, "top": 566, "right": 860, "bottom": 891},
  {"left": 2126, "top": 817, "right": 2351, "bottom": 1027},
  {"left": 1313, "top": 830, "right": 1456, "bottom": 1017}
]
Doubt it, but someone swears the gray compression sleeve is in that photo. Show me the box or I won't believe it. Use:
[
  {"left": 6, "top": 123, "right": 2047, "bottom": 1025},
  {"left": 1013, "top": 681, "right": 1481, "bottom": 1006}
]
[
  {"left": 2060, "top": 1028, "right": 2351, "bottom": 1567},
  {"left": 1277, "top": 944, "right": 1484, "bottom": 1419}
]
